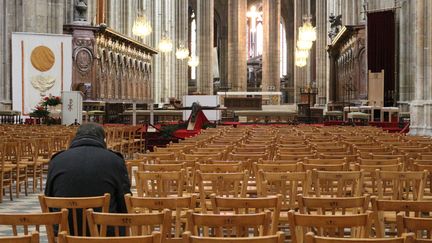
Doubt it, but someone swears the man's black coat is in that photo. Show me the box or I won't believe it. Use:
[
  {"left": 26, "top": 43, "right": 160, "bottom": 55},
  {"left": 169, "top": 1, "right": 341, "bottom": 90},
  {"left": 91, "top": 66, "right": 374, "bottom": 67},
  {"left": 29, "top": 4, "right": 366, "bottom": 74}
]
[{"left": 45, "top": 135, "right": 131, "bottom": 235}]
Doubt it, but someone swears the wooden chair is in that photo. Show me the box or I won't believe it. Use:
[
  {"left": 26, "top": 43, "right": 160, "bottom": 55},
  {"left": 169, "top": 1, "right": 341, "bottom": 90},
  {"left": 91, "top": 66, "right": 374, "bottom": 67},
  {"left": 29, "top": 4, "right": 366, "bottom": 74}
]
[
  {"left": 125, "top": 159, "right": 144, "bottom": 185},
  {"left": 413, "top": 163, "right": 432, "bottom": 196},
  {"left": 0, "top": 232, "right": 39, "bottom": 243},
  {"left": 311, "top": 170, "right": 364, "bottom": 197},
  {"left": 3, "top": 141, "right": 28, "bottom": 198},
  {"left": 181, "top": 231, "right": 285, "bottom": 243},
  {"left": 354, "top": 163, "right": 403, "bottom": 196},
  {"left": 19, "top": 139, "right": 44, "bottom": 193},
  {"left": 258, "top": 171, "right": 310, "bottom": 223},
  {"left": 195, "top": 171, "right": 248, "bottom": 212},
  {"left": 86, "top": 209, "right": 171, "bottom": 238},
  {"left": 288, "top": 211, "right": 373, "bottom": 243},
  {"left": 375, "top": 171, "right": 428, "bottom": 200},
  {"left": 210, "top": 194, "right": 282, "bottom": 234},
  {"left": 135, "top": 170, "right": 186, "bottom": 197},
  {"left": 124, "top": 194, "right": 197, "bottom": 239},
  {"left": 371, "top": 197, "right": 432, "bottom": 237},
  {"left": 0, "top": 143, "right": 13, "bottom": 202},
  {"left": 297, "top": 195, "right": 369, "bottom": 215},
  {"left": 186, "top": 211, "right": 272, "bottom": 237},
  {"left": 397, "top": 213, "right": 432, "bottom": 239},
  {"left": 0, "top": 209, "right": 68, "bottom": 243},
  {"left": 304, "top": 232, "right": 414, "bottom": 243},
  {"left": 58, "top": 231, "right": 161, "bottom": 243},
  {"left": 38, "top": 194, "right": 110, "bottom": 236}
]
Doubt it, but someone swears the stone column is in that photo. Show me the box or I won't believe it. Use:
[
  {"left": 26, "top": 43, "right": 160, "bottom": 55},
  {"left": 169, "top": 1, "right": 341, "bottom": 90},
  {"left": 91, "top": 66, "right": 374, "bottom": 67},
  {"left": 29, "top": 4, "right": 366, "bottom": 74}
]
[
  {"left": 316, "top": 0, "right": 327, "bottom": 105},
  {"left": 262, "top": 0, "right": 281, "bottom": 93},
  {"left": 197, "top": 0, "right": 214, "bottom": 95},
  {"left": 398, "top": 0, "right": 410, "bottom": 110},
  {"left": 415, "top": 0, "right": 424, "bottom": 101},
  {"left": 151, "top": 0, "right": 162, "bottom": 103},
  {"left": 227, "top": 0, "right": 247, "bottom": 92},
  {"left": 175, "top": 0, "right": 189, "bottom": 98},
  {"left": 410, "top": 0, "right": 425, "bottom": 135}
]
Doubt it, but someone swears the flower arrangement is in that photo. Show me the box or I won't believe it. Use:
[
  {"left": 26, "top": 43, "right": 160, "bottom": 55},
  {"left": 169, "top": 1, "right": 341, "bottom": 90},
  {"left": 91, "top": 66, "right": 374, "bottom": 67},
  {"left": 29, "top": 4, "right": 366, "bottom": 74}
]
[
  {"left": 29, "top": 105, "right": 50, "bottom": 118},
  {"left": 42, "top": 96, "right": 61, "bottom": 106}
]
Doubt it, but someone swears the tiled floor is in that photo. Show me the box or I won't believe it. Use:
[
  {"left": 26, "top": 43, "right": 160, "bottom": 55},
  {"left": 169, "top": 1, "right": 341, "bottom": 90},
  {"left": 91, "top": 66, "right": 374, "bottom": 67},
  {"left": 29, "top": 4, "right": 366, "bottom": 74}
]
[
  {"left": 0, "top": 186, "right": 48, "bottom": 242},
  {"left": 0, "top": 177, "right": 138, "bottom": 243}
]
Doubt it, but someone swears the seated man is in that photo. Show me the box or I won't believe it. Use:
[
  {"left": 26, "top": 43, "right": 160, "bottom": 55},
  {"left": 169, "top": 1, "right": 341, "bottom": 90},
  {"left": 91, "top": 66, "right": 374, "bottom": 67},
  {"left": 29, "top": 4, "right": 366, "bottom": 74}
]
[{"left": 45, "top": 123, "right": 131, "bottom": 235}]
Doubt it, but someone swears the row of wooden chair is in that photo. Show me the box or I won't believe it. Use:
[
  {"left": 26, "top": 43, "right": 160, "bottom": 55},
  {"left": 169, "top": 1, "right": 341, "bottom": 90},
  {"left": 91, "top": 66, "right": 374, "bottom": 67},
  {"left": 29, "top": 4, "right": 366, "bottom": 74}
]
[{"left": 3, "top": 194, "right": 432, "bottom": 242}]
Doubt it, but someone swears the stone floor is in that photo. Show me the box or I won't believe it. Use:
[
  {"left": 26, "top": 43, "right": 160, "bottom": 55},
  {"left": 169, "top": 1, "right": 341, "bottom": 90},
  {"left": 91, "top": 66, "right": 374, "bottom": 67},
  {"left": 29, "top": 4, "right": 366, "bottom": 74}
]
[
  {"left": 0, "top": 185, "right": 48, "bottom": 242},
  {"left": 0, "top": 176, "right": 138, "bottom": 243}
]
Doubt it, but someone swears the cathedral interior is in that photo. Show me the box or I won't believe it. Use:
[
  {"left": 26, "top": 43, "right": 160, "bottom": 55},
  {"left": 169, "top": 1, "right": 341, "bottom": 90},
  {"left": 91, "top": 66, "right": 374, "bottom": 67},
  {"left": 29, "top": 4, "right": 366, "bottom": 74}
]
[{"left": 0, "top": 0, "right": 431, "bottom": 135}]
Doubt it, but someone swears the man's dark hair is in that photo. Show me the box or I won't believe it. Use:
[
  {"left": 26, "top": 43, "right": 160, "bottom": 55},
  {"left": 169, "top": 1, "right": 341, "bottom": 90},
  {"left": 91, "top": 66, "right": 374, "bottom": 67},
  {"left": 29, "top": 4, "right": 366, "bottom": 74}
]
[{"left": 75, "top": 123, "right": 105, "bottom": 140}]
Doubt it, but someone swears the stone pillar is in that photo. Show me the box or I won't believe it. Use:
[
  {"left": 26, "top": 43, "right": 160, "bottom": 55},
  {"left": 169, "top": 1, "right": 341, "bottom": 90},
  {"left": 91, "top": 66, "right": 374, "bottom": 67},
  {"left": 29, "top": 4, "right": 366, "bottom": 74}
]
[
  {"left": 175, "top": 0, "right": 189, "bottom": 98},
  {"left": 262, "top": 0, "right": 281, "bottom": 93},
  {"left": 197, "top": 0, "right": 214, "bottom": 95},
  {"left": 227, "top": 0, "right": 247, "bottom": 91},
  {"left": 316, "top": 0, "right": 327, "bottom": 105},
  {"left": 410, "top": 0, "right": 425, "bottom": 135}
]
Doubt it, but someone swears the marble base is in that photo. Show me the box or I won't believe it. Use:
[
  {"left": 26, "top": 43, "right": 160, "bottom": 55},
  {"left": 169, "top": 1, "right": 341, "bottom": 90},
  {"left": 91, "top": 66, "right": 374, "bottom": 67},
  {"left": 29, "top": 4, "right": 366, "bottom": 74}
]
[{"left": 409, "top": 100, "right": 432, "bottom": 136}]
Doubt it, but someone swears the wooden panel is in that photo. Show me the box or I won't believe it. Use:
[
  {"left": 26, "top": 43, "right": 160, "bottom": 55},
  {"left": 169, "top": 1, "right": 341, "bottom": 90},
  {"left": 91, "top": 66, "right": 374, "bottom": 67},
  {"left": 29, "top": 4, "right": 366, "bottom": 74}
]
[{"left": 368, "top": 70, "right": 384, "bottom": 107}]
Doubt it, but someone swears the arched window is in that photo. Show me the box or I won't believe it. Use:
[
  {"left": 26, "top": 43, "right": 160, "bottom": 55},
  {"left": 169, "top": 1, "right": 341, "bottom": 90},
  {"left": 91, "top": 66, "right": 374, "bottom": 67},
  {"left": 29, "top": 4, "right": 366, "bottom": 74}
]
[
  {"left": 256, "top": 22, "right": 263, "bottom": 56},
  {"left": 191, "top": 13, "right": 197, "bottom": 80},
  {"left": 280, "top": 22, "right": 288, "bottom": 77}
]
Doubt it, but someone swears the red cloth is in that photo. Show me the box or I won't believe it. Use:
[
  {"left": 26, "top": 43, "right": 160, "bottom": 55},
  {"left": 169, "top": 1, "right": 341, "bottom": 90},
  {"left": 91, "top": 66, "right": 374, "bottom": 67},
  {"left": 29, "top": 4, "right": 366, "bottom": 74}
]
[
  {"left": 173, "top": 129, "right": 200, "bottom": 139},
  {"left": 190, "top": 110, "right": 209, "bottom": 130}
]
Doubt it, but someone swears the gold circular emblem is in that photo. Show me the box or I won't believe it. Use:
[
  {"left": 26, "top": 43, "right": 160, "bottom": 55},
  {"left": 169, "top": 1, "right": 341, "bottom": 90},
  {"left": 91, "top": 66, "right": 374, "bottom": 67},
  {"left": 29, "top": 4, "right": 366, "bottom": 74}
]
[{"left": 31, "top": 46, "right": 55, "bottom": 72}]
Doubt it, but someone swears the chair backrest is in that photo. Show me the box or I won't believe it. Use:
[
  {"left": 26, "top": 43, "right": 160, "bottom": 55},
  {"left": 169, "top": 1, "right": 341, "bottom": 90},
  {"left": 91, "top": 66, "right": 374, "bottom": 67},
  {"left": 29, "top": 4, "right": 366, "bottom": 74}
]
[
  {"left": 181, "top": 231, "right": 285, "bottom": 243},
  {"left": 304, "top": 232, "right": 414, "bottom": 243},
  {"left": 0, "top": 210, "right": 68, "bottom": 243},
  {"left": 38, "top": 194, "right": 110, "bottom": 236},
  {"left": 258, "top": 171, "right": 311, "bottom": 209},
  {"left": 186, "top": 211, "right": 272, "bottom": 237},
  {"left": 396, "top": 213, "right": 432, "bottom": 239},
  {"left": 210, "top": 195, "right": 282, "bottom": 234},
  {"left": 297, "top": 195, "right": 369, "bottom": 215},
  {"left": 86, "top": 209, "right": 171, "bottom": 238},
  {"left": 196, "top": 171, "right": 248, "bottom": 212},
  {"left": 375, "top": 170, "right": 428, "bottom": 200},
  {"left": 312, "top": 170, "right": 364, "bottom": 197},
  {"left": 371, "top": 197, "right": 432, "bottom": 237},
  {"left": 0, "top": 232, "right": 39, "bottom": 243},
  {"left": 58, "top": 231, "right": 160, "bottom": 243},
  {"left": 141, "top": 163, "right": 185, "bottom": 172},
  {"left": 135, "top": 170, "right": 186, "bottom": 197},
  {"left": 124, "top": 194, "right": 197, "bottom": 238},
  {"left": 300, "top": 162, "right": 348, "bottom": 172},
  {"left": 288, "top": 211, "right": 372, "bottom": 243},
  {"left": 196, "top": 163, "right": 243, "bottom": 173}
]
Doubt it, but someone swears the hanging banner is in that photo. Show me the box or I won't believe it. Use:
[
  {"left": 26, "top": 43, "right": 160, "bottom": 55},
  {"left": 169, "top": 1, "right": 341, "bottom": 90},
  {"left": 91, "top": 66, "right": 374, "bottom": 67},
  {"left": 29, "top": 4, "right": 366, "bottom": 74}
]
[{"left": 11, "top": 33, "right": 72, "bottom": 115}]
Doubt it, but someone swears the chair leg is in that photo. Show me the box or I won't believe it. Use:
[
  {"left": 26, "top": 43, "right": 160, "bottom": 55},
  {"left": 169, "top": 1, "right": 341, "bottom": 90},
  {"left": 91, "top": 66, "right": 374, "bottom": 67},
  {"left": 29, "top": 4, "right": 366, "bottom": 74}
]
[
  {"left": 32, "top": 169, "right": 37, "bottom": 193},
  {"left": 0, "top": 183, "right": 3, "bottom": 203},
  {"left": 9, "top": 182, "right": 13, "bottom": 201},
  {"left": 24, "top": 169, "right": 28, "bottom": 196},
  {"left": 15, "top": 170, "right": 20, "bottom": 198},
  {"left": 39, "top": 168, "right": 44, "bottom": 192}
]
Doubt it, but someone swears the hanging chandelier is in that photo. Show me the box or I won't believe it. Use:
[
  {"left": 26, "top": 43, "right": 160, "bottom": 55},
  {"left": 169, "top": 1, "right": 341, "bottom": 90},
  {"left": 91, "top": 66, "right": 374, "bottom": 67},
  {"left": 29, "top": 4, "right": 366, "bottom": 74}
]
[
  {"left": 295, "top": 48, "right": 309, "bottom": 59},
  {"left": 158, "top": 35, "right": 173, "bottom": 53},
  {"left": 295, "top": 57, "right": 307, "bottom": 67},
  {"left": 132, "top": 14, "right": 152, "bottom": 38},
  {"left": 175, "top": 44, "right": 189, "bottom": 60},
  {"left": 297, "top": 39, "right": 313, "bottom": 50},
  {"left": 299, "top": 18, "right": 317, "bottom": 42},
  {"left": 187, "top": 55, "right": 199, "bottom": 67}
]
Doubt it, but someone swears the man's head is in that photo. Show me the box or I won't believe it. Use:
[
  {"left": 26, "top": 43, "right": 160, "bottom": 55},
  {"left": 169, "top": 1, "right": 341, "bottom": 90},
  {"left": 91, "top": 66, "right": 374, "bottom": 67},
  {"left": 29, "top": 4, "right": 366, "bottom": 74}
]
[{"left": 75, "top": 123, "right": 105, "bottom": 141}]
